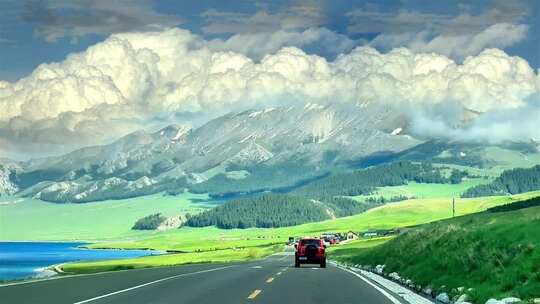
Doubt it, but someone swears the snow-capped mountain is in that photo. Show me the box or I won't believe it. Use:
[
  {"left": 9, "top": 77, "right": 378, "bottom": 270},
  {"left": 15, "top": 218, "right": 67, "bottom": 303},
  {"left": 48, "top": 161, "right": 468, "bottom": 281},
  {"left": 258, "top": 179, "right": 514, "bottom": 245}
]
[{"left": 8, "top": 103, "right": 421, "bottom": 202}]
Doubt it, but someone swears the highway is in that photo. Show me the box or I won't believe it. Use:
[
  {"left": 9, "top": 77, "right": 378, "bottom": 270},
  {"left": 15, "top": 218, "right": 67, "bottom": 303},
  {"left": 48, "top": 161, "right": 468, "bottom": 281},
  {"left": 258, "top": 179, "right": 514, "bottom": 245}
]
[{"left": 0, "top": 251, "right": 405, "bottom": 304}]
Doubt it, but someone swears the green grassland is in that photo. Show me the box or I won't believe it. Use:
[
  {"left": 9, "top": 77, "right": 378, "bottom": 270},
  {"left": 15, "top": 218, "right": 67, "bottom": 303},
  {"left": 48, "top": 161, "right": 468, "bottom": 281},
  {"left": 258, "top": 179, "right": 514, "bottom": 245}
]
[
  {"left": 85, "top": 191, "right": 540, "bottom": 253},
  {"left": 330, "top": 200, "right": 540, "bottom": 303},
  {"left": 351, "top": 178, "right": 492, "bottom": 201},
  {"left": 481, "top": 147, "right": 540, "bottom": 172},
  {"left": 58, "top": 191, "right": 539, "bottom": 275},
  {"left": 0, "top": 192, "right": 214, "bottom": 241},
  {"left": 63, "top": 189, "right": 540, "bottom": 279},
  {"left": 62, "top": 245, "right": 283, "bottom": 274},
  {"left": 327, "top": 237, "right": 393, "bottom": 260}
]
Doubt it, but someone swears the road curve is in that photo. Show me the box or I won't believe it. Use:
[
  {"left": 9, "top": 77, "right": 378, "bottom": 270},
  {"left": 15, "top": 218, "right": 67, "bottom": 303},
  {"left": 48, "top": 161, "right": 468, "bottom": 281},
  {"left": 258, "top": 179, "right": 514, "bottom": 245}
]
[{"left": 0, "top": 252, "right": 404, "bottom": 304}]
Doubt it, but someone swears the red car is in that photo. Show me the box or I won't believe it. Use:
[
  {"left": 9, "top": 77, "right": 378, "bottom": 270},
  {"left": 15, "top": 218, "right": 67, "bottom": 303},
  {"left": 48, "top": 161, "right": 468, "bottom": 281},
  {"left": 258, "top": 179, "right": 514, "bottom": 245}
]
[{"left": 295, "top": 238, "right": 326, "bottom": 268}]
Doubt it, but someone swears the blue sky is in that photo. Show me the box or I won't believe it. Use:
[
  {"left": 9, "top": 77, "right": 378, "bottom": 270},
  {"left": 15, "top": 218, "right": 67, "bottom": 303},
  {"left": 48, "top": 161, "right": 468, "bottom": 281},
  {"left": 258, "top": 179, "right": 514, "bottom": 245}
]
[{"left": 0, "top": 0, "right": 538, "bottom": 82}]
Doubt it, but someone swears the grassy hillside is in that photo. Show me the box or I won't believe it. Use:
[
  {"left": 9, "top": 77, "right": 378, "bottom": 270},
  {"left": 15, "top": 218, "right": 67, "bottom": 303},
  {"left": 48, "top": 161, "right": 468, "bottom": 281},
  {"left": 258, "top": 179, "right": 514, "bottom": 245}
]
[
  {"left": 351, "top": 178, "right": 491, "bottom": 201},
  {"left": 86, "top": 191, "right": 540, "bottom": 252},
  {"left": 54, "top": 191, "right": 540, "bottom": 275},
  {"left": 293, "top": 161, "right": 468, "bottom": 197},
  {"left": 57, "top": 192, "right": 540, "bottom": 275},
  {"left": 331, "top": 197, "right": 540, "bottom": 303},
  {"left": 0, "top": 192, "right": 214, "bottom": 241},
  {"left": 186, "top": 194, "right": 376, "bottom": 229},
  {"left": 463, "top": 165, "right": 540, "bottom": 197}
]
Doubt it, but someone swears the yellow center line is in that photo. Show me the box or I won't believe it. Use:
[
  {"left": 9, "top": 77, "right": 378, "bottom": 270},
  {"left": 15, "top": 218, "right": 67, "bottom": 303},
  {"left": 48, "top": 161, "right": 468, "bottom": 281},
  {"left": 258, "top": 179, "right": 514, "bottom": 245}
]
[
  {"left": 247, "top": 289, "right": 262, "bottom": 299},
  {"left": 266, "top": 277, "right": 274, "bottom": 283}
]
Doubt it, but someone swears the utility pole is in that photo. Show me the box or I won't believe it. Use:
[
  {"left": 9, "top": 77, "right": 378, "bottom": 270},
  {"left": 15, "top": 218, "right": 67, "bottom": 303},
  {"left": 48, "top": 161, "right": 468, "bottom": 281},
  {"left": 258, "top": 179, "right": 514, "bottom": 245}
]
[{"left": 452, "top": 197, "right": 456, "bottom": 218}]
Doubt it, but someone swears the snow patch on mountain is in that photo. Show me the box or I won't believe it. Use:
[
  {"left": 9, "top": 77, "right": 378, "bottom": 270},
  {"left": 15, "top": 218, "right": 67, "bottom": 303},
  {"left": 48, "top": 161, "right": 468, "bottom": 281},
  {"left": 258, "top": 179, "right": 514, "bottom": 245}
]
[
  {"left": 33, "top": 176, "right": 158, "bottom": 203},
  {"left": 309, "top": 110, "right": 336, "bottom": 143},
  {"left": 249, "top": 108, "right": 276, "bottom": 118},
  {"left": 188, "top": 173, "right": 208, "bottom": 184},
  {"left": 172, "top": 126, "right": 192, "bottom": 142},
  {"left": 304, "top": 103, "right": 325, "bottom": 111},
  {"left": 231, "top": 142, "right": 274, "bottom": 165}
]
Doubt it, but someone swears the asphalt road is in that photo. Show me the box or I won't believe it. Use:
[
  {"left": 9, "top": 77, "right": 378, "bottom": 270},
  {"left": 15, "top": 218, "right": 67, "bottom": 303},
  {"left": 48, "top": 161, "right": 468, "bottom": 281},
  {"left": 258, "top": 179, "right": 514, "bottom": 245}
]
[{"left": 0, "top": 252, "right": 404, "bottom": 304}]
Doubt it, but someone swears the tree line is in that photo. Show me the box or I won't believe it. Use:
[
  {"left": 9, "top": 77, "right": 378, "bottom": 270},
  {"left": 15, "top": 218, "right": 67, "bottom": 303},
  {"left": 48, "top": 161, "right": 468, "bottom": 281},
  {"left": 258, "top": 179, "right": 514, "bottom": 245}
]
[
  {"left": 185, "top": 194, "right": 381, "bottom": 229},
  {"left": 293, "top": 161, "right": 466, "bottom": 197},
  {"left": 487, "top": 196, "right": 540, "bottom": 213},
  {"left": 185, "top": 161, "right": 470, "bottom": 229},
  {"left": 462, "top": 165, "right": 540, "bottom": 198}
]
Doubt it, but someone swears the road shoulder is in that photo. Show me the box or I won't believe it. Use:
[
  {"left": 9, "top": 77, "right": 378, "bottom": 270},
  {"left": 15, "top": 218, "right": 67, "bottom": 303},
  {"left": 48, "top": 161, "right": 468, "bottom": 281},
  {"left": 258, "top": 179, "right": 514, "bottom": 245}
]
[{"left": 333, "top": 262, "right": 434, "bottom": 304}]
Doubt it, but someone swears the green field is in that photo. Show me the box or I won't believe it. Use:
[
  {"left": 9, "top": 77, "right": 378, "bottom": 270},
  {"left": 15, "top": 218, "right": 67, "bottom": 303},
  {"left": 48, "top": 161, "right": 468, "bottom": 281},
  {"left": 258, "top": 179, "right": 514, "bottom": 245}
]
[
  {"left": 62, "top": 245, "right": 283, "bottom": 274},
  {"left": 4, "top": 183, "right": 540, "bottom": 278},
  {"left": 55, "top": 191, "right": 538, "bottom": 274},
  {"left": 85, "top": 191, "right": 540, "bottom": 253},
  {"left": 481, "top": 147, "right": 540, "bottom": 172},
  {"left": 351, "top": 178, "right": 492, "bottom": 201},
  {"left": 0, "top": 192, "right": 214, "bottom": 241},
  {"left": 330, "top": 199, "right": 540, "bottom": 303},
  {"left": 327, "top": 237, "right": 393, "bottom": 260}
]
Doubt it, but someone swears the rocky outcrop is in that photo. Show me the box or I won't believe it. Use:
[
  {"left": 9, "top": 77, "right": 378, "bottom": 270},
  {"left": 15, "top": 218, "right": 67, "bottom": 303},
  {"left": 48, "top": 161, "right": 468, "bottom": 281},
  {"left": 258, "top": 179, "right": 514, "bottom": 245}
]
[
  {"left": 0, "top": 164, "right": 18, "bottom": 195},
  {"left": 157, "top": 215, "right": 186, "bottom": 231}
]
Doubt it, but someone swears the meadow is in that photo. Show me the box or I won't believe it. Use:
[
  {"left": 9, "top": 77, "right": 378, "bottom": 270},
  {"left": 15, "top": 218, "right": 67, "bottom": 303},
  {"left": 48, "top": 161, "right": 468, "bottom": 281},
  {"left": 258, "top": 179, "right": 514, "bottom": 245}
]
[
  {"left": 3, "top": 177, "right": 540, "bottom": 280},
  {"left": 62, "top": 245, "right": 283, "bottom": 274},
  {"left": 56, "top": 191, "right": 540, "bottom": 278},
  {"left": 84, "top": 191, "right": 540, "bottom": 253},
  {"left": 330, "top": 199, "right": 540, "bottom": 303},
  {"left": 351, "top": 178, "right": 491, "bottom": 201},
  {"left": 0, "top": 192, "right": 214, "bottom": 241}
]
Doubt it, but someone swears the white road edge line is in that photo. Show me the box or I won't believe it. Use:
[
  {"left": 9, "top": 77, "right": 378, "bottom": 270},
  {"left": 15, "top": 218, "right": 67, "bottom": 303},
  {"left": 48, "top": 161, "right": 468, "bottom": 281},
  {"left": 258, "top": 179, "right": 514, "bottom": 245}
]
[
  {"left": 337, "top": 266, "right": 402, "bottom": 304},
  {"left": 72, "top": 265, "right": 235, "bottom": 304}
]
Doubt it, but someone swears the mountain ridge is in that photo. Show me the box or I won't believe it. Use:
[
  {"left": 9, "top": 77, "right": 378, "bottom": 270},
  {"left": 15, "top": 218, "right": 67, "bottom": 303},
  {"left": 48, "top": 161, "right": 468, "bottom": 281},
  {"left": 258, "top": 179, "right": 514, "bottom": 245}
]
[{"left": 2, "top": 103, "right": 539, "bottom": 203}]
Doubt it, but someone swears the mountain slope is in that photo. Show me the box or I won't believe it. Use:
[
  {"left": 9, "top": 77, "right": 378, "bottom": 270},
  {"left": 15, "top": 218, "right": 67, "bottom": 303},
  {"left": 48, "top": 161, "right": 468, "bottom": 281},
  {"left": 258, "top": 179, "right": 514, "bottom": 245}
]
[
  {"left": 462, "top": 165, "right": 540, "bottom": 197},
  {"left": 8, "top": 103, "right": 539, "bottom": 203},
  {"left": 10, "top": 103, "right": 420, "bottom": 202},
  {"left": 0, "top": 160, "right": 18, "bottom": 195}
]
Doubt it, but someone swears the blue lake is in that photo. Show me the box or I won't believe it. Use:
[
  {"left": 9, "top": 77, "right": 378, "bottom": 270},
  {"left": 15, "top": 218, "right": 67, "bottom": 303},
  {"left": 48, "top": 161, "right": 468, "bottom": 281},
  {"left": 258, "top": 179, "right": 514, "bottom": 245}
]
[{"left": 0, "top": 242, "right": 161, "bottom": 281}]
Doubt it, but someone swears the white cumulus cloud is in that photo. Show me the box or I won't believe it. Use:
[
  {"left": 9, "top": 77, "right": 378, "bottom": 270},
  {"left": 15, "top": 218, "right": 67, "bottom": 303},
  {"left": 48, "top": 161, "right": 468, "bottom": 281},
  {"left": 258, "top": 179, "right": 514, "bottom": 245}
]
[
  {"left": 0, "top": 28, "right": 538, "bottom": 159},
  {"left": 372, "top": 23, "right": 528, "bottom": 61}
]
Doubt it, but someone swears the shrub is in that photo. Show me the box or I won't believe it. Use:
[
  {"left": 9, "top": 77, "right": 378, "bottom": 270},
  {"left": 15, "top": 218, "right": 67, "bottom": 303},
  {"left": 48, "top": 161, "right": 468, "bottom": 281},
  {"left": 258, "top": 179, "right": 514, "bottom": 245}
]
[{"left": 132, "top": 213, "right": 167, "bottom": 230}]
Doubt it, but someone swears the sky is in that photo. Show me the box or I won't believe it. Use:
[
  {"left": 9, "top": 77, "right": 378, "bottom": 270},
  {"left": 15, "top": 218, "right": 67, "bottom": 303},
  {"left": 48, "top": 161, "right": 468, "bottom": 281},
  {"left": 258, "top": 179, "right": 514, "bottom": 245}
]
[{"left": 0, "top": 0, "right": 539, "bottom": 159}]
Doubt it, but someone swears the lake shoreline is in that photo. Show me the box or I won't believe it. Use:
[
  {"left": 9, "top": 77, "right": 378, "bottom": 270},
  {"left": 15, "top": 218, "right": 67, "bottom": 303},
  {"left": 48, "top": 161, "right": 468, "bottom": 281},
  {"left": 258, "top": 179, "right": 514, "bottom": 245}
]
[{"left": 0, "top": 241, "right": 163, "bottom": 282}]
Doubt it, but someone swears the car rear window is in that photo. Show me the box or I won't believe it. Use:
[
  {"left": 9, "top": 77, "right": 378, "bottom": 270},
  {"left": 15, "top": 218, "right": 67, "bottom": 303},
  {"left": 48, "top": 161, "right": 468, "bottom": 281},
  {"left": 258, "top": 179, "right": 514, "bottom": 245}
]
[{"left": 300, "top": 239, "right": 321, "bottom": 246}]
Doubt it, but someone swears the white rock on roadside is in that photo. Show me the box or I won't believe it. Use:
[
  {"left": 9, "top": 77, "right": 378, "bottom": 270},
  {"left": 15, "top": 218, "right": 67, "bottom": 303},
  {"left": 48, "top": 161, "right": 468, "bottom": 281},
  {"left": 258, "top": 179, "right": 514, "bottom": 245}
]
[
  {"left": 422, "top": 287, "right": 433, "bottom": 296},
  {"left": 501, "top": 298, "right": 521, "bottom": 303},
  {"left": 455, "top": 294, "right": 468, "bottom": 303},
  {"left": 435, "top": 292, "right": 450, "bottom": 303},
  {"left": 375, "top": 264, "right": 385, "bottom": 274},
  {"left": 389, "top": 272, "right": 401, "bottom": 281},
  {"left": 485, "top": 299, "right": 503, "bottom": 304}
]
